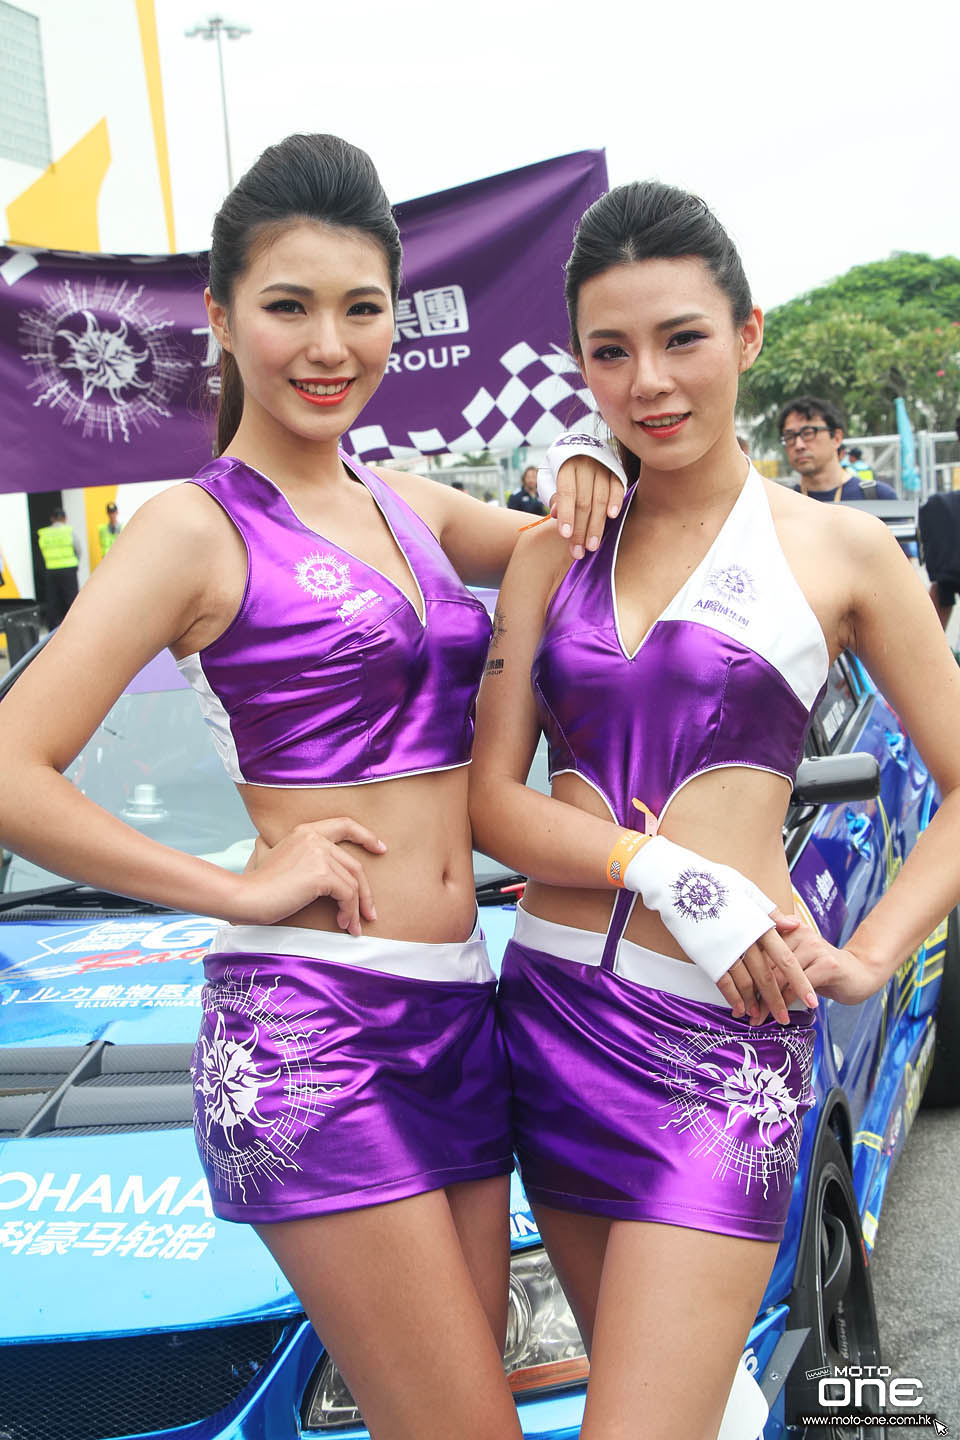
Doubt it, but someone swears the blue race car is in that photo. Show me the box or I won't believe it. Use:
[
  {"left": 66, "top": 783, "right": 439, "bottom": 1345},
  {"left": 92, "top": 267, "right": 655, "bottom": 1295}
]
[{"left": 0, "top": 637, "right": 956, "bottom": 1440}]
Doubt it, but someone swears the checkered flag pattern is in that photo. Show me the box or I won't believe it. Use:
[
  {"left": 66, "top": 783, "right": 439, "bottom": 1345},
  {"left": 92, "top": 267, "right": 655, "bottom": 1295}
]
[{"left": 349, "top": 342, "right": 597, "bottom": 461}]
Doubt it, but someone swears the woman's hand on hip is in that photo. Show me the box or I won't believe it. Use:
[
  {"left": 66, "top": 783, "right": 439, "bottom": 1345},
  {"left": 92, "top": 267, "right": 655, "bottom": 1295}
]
[{"left": 229, "top": 819, "right": 387, "bottom": 933}]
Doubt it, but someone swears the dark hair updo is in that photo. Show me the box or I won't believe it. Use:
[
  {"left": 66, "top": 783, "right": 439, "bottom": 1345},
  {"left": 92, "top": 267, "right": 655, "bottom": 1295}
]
[
  {"left": 564, "top": 181, "right": 752, "bottom": 480},
  {"left": 565, "top": 180, "right": 752, "bottom": 353},
  {"left": 208, "top": 133, "right": 402, "bottom": 455}
]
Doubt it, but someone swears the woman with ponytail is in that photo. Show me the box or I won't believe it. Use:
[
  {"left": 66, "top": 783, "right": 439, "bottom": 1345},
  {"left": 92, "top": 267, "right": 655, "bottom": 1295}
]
[
  {"left": 0, "top": 133, "right": 622, "bottom": 1440},
  {"left": 470, "top": 179, "right": 960, "bottom": 1438}
]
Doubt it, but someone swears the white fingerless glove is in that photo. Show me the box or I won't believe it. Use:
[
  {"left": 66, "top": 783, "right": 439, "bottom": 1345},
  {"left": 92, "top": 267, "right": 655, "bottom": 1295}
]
[
  {"left": 537, "top": 430, "right": 628, "bottom": 510},
  {"left": 618, "top": 835, "right": 776, "bottom": 983}
]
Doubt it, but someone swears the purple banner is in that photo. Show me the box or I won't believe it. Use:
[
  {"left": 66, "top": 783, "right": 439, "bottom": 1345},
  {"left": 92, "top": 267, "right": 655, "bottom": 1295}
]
[
  {"left": 0, "top": 247, "right": 214, "bottom": 494},
  {"left": 0, "top": 150, "right": 607, "bottom": 495},
  {"left": 352, "top": 149, "right": 607, "bottom": 461}
]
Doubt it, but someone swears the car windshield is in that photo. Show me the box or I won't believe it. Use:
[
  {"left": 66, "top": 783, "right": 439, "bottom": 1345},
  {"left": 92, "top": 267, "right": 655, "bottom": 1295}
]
[
  {"left": 0, "top": 647, "right": 530, "bottom": 898},
  {"left": 0, "top": 650, "right": 257, "bottom": 897}
]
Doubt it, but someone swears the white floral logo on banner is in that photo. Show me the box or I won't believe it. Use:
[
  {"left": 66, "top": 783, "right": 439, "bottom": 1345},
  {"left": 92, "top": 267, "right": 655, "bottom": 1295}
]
[{"left": 18, "top": 278, "right": 192, "bottom": 442}]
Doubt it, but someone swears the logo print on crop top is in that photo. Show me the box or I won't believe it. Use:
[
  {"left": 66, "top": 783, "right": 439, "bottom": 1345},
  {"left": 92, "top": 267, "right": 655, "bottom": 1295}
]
[
  {"left": 706, "top": 564, "right": 757, "bottom": 606},
  {"left": 295, "top": 552, "right": 353, "bottom": 601},
  {"left": 294, "top": 551, "right": 383, "bottom": 625},
  {"left": 671, "top": 868, "right": 728, "bottom": 922},
  {"left": 693, "top": 564, "right": 756, "bottom": 629}
]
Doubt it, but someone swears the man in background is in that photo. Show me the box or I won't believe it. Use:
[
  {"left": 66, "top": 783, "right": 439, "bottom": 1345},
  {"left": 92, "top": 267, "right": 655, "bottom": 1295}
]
[
  {"left": 845, "top": 446, "right": 875, "bottom": 484},
  {"left": 779, "top": 396, "right": 897, "bottom": 502},
  {"left": 98, "top": 501, "right": 122, "bottom": 558},
  {"left": 917, "top": 416, "right": 960, "bottom": 638},
  {"left": 507, "top": 465, "right": 547, "bottom": 516},
  {"left": 37, "top": 507, "right": 79, "bottom": 627}
]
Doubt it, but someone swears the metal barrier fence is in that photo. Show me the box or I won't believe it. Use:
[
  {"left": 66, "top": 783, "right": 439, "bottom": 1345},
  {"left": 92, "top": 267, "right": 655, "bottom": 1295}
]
[
  {"left": 439, "top": 466, "right": 506, "bottom": 502},
  {"left": 844, "top": 431, "right": 960, "bottom": 500},
  {"left": 916, "top": 430, "right": 960, "bottom": 499}
]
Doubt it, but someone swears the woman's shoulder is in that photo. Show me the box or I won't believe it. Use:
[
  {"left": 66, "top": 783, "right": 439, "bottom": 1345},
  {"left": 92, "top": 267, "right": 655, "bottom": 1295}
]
[
  {"left": 763, "top": 474, "right": 908, "bottom": 618},
  {"left": 367, "top": 463, "right": 456, "bottom": 510},
  {"left": 503, "top": 512, "right": 576, "bottom": 604},
  {"left": 764, "top": 475, "right": 891, "bottom": 546},
  {"left": 125, "top": 481, "right": 244, "bottom": 563}
]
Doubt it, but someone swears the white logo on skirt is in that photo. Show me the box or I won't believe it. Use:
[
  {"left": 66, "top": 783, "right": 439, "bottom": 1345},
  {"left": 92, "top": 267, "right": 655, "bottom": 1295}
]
[
  {"left": 701, "top": 1042, "right": 800, "bottom": 1148},
  {"left": 652, "top": 1024, "right": 812, "bottom": 1198},
  {"left": 192, "top": 969, "right": 341, "bottom": 1204}
]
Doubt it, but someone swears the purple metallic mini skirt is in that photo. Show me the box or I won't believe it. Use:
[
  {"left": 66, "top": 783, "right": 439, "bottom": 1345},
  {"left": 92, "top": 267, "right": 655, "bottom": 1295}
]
[
  {"left": 192, "top": 919, "right": 513, "bottom": 1222},
  {"left": 499, "top": 908, "right": 816, "bottom": 1242}
]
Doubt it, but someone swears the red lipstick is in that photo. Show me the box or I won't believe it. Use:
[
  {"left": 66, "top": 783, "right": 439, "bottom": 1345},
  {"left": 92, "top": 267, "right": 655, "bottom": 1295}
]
[
  {"left": 636, "top": 412, "right": 690, "bottom": 439},
  {"left": 290, "top": 378, "right": 354, "bottom": 407}
]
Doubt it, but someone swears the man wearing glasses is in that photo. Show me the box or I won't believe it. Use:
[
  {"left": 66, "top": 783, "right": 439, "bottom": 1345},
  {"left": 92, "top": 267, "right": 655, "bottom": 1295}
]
[{"left": 778, "top": 396, "right": 897, "bottom": 502}]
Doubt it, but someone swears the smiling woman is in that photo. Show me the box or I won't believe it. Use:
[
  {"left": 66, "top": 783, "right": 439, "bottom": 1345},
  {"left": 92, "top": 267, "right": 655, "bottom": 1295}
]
[
  {"left": 468, "top": 178, "right": 960, "bottom": 1440},
  {"left": 205, "top": 134, "right": 403, "bottom": 458},
  {"left": 206, "top": 226, "right": 396, "bottom": 446},
  {"left": 0, "top": 132, "right": 551, "bottom": 1440}
]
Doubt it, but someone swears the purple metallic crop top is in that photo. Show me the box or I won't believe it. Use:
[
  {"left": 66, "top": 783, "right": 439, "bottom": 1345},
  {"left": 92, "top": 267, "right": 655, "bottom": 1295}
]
[
  {"left": 532, "top": 465, "right": 830, "bottom": 828},
  {"left": 176, "top": 454, "right": 492, "bottom": 788}
]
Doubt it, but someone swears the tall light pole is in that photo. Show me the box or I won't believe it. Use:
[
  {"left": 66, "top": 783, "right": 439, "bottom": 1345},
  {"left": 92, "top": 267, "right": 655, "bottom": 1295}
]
[{"left": 185, "top": 16, "right": 251, "bottom": 191}]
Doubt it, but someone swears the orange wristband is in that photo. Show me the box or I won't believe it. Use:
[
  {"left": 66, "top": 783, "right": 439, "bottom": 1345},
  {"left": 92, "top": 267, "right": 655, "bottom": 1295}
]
[{"left": 606, "top": 829, "right": 649, "bottom": 887}]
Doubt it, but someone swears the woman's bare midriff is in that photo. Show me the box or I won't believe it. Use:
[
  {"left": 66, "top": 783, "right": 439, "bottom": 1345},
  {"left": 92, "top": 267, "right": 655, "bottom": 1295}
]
[
  {"left": 239, "top": 766, "right": 478, "bottom": 943},
  {"left": 522, "top": 767, "right": 796, "bottom": 960}
]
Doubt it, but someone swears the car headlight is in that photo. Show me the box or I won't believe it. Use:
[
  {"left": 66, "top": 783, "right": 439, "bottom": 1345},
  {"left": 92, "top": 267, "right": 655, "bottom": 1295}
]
[
  {"left": 301, "top": 1244, "right": 588, "bottom": 1430},
  {"left": 302, "top": 1356, "right": 361, "bottom": 1432},
  {"left": 503, "top": 1244, "right": 588, "bottom": 1393}
]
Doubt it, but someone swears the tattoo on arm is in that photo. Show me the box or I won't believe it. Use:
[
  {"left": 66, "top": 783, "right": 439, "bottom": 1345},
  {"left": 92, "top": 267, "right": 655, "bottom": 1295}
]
[
  {"left": 484, "top": 657, "right": 505, "bottom": 677},
  {"left": 491, "top": 606, "right": 507, "bottom": 645}
]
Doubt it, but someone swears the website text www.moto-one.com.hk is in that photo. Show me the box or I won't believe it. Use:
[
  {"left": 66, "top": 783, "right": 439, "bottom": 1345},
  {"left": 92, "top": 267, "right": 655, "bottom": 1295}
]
[{"left": 799, "top": 1418, "right": 947, "bottom": 1430}]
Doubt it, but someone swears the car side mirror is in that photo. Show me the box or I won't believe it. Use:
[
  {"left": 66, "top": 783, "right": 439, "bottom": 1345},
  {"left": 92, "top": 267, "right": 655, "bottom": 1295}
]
[{"left": 790, "top": 752, "right": 881, "bottom": 808}]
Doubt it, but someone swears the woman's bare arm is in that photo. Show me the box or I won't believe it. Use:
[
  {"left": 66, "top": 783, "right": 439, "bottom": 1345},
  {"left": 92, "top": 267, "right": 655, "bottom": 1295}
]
[
  {"left": 376, "top": 458, "right": 624, "bottom": 586},
  {"left": 0, "top": 489, "right": 382, "bottom": 930},
  {"left": 787, "top": 511, "right": 960, "bottom": 1000}
]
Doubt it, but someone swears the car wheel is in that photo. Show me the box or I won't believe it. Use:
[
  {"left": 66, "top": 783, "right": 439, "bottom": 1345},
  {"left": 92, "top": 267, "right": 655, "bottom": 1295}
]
[
  {"left": 922, "top": 905, "right": 960, "bottom": 1108},
  {"left": 785, "top": 1126, "right": 881, "bottom": 1438}
]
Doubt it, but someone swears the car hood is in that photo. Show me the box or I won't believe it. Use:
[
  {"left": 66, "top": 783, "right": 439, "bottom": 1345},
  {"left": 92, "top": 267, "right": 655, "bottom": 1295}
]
[
  {"left": 0, "top": 904, "right": 539, "bottom": 1343},
  {"left": 0, "top": 910, "right": 223, "bottom": 1047},
  {"left": 0, "top": 911, "right": 295, "bottom": 1341}
]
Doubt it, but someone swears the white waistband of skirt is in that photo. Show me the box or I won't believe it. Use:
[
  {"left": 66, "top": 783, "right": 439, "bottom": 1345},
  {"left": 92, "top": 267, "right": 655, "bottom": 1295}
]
[
  {"left": 513, "top": 906, "right": 805, "bottom": 1009},
  {"left": 209, "top": 914, "right": 493, "bottom": 985}
]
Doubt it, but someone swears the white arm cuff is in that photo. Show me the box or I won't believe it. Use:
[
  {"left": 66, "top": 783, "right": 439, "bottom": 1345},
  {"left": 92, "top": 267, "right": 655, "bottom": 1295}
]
[
  {"left": 536, "top": 430, "right": 629, "bottom": 509},
  {"left": 622, "top": 836, "right": 775, "bottom": 983}
]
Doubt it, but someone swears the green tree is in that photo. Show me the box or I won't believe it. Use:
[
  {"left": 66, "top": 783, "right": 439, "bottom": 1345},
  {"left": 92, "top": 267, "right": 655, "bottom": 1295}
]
[{"left": 739, "top": 253, "right": 960, "bottom": 447}]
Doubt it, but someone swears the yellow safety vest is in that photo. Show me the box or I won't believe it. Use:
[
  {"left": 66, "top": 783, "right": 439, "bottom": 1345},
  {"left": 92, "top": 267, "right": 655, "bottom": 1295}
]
[
  {"left": 98, "top": 522, "right": 121, "bottom": 555},
  {"left": 37, "top": 525, "right": 77, "bottom": 570}
]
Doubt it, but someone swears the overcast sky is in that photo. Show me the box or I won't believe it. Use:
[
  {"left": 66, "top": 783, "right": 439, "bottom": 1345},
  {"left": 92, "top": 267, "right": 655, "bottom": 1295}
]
[{"left": 156, "top": 0, "right": 957, "bottom": 312}]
